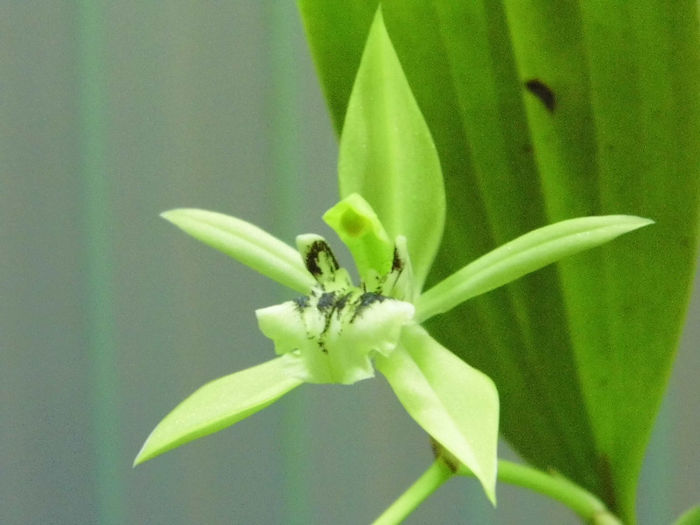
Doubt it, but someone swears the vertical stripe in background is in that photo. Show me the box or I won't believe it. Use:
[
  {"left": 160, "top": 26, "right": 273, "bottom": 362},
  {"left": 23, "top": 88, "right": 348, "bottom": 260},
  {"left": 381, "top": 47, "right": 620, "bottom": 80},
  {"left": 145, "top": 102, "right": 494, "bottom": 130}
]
[
  {"left": 76, "top": 2, "right": 125, "bottom": 524},
  {"left": 264, "top": 2, "right": 311, "bottom": 524}
]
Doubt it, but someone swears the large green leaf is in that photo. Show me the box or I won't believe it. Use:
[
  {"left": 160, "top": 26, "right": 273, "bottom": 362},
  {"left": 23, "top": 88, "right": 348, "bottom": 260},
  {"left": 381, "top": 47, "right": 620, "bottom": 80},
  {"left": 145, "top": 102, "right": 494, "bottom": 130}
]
[{"left": 299, "top": 1, "right": 700, "bottom": 521}]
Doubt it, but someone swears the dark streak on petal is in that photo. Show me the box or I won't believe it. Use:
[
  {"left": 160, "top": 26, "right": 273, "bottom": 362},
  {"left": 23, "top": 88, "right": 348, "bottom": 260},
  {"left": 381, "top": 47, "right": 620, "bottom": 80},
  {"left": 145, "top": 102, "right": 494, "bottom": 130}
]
[
  {"left": 391, "top": 247, "right": 403, "bottom": 272},
  {"left": 335, "top": 292, "right": 352, "bottom": 313},
  {"left": 317, "top": 292, "right": 336, "bottom": 311},
  {"left": 304, "top": 239, "right": 339, "bottom": 277},
  {"left": 358, "top": 292, "right": 386, "bottom": 308},
  {"left": 351, "top": 292, "right": 387, "bottom": 322},
  {"left": 319, "top": 340, "right": 329, "bottom": 354}
]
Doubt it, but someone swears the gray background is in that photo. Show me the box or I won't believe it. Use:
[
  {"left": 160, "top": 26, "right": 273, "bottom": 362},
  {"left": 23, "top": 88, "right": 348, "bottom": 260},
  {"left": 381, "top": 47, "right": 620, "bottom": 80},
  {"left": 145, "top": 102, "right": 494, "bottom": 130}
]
[{"left": 1, "top": 3, "right": 697, "bottom": 524}]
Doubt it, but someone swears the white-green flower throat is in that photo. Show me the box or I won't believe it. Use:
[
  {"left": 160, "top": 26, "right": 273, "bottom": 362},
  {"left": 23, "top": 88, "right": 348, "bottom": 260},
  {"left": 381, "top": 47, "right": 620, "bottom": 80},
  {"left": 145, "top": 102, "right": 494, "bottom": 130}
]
[{"left": 256, "top": 233, "right": 415, "bottom": 385}]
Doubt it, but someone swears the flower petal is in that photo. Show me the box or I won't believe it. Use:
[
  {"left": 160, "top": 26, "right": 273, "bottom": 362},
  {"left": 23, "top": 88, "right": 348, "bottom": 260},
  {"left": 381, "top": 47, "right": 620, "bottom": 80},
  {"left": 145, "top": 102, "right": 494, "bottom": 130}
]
[
  {"left": 415, "top": 215, "right": 654, "bottom": 322},
  {"left": 257, "top": 293, "right": 414, "bottom": 385},
  {"left": 133, "top": 356, "right": 302, "bottom": 466},
  {"left": 161, "top": 208, "right": 315, "bottom": 294},
  {"left": 295, "top": 233, "right": 353, "bottom": 290},
  {"left": 337, "top": 8, "right": 445, "bottom": 292},
  {"left": 376, "top": 324, "right": 499, "bottom": 504}
]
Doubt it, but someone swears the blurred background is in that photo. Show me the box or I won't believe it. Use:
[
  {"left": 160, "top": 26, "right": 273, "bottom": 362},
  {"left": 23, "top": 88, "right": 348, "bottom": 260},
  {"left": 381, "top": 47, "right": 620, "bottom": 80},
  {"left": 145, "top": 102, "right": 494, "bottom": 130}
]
[{"left": 1, "top": 3, "right": 697, "bottom": 524}]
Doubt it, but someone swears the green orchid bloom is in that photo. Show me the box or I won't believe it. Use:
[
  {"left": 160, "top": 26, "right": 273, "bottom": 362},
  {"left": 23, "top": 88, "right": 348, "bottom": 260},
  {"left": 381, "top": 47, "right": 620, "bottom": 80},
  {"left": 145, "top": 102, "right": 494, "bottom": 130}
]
[
  {"left": 134, "top": 7, "right": 653, "bottom": 508},
  {"left": 133, "top": 194, "right": 650, "bottom": 503}
]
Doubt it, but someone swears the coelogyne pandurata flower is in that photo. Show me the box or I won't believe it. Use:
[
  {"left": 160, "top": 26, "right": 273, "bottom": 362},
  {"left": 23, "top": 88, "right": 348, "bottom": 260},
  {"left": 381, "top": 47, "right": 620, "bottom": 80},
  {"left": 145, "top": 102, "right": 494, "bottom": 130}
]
[
  {"left": 133, "top": 193, "right": 651, "bottom": 504},
  {"left": 133, "top": 8, "right": 653, "bottom": 506}
]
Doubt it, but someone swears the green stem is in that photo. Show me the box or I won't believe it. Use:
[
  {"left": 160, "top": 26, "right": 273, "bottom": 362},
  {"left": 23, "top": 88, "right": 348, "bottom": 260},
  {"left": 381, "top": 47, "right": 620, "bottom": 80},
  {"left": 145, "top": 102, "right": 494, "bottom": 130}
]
[
  {"left": 374, "top": 458, "right": 623, "bottom": 524},
  {"left": 372, "top": 459, "right": 454, "bottom": 525},
  {"left": 458, "top": 460, "right": 622, "bottom": 524}
]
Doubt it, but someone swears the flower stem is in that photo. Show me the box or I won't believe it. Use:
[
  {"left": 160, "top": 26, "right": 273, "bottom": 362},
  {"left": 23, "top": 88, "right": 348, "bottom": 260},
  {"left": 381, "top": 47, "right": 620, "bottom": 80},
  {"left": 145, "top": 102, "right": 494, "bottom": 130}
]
[
  {"left": 372, "top": 459, "right": 454, "bottom": 525},
  {"left": 458, "top": 460, "right": 622, "bottom": 524},
  {"left": 373, "top": 457, "right": 622, "bottom": 524}
]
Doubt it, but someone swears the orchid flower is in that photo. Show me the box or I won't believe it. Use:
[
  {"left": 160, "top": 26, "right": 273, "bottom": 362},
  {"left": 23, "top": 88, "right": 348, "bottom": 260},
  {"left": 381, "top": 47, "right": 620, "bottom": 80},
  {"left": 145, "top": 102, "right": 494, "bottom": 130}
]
[{"left": 134, "top": 8, "right": 652, "bottom": 506}]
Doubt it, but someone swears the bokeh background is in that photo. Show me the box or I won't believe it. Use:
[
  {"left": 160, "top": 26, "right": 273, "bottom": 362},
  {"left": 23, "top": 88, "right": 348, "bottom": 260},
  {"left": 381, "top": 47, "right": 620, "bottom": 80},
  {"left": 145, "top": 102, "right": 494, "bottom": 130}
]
[{"left": 1, "top": 3, "right": 697, "bottom": 524}]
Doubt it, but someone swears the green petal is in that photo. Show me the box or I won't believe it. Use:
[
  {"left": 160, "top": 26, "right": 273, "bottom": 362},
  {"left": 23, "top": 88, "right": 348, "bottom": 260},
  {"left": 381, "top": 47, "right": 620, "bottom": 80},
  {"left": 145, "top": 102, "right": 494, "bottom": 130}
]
[
  {"left": 295, "top": 233, "right": 348, "bottom": 288},
  {"left": 376, "top": 324, "right": 499, "bottom": 504},
  {"left": 161, "top": 208, "right": 315, "bottom": 294},
  {"left": 416, "top": 215, "right": 653, "bottom": 322},
  {"left": 133, "top": 357, "right": 302, "bottom": 466},
  {"left": 322, "top": 193, "right": 394, "bottom": 283},
  {"left": 337, "top": 7, "right": 445, "bottom": 292}
]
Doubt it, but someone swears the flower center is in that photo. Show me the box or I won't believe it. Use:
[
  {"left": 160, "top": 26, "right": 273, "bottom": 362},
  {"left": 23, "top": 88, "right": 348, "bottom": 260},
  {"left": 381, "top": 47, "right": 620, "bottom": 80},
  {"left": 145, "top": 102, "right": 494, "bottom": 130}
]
[{"left": 255, "top": 235, "right": 414, "bottom": 384}]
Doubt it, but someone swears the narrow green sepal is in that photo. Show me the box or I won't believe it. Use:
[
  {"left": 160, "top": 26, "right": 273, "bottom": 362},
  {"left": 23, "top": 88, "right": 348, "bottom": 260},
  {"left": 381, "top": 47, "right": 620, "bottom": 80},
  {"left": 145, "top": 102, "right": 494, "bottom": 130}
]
[
  {"left": 416, "top": 215, "right": 654, "bottom": 322},
  {"left": 323, "top": 193, "right": 394, "bottom": 282},
  {"left": 133, "top": 356, "right": 303, "bottom": 466},
  {"left": 161, "top": 209, "right": 315, "bottom": 294}
]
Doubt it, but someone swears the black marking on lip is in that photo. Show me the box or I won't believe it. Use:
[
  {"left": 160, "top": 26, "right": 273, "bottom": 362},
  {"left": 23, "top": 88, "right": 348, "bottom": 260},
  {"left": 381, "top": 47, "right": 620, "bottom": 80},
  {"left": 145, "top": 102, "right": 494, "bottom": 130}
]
[
  {"left": 525, "top": 79, "right": 556, "bottom": 113},
  {"left": 358, "top": 292, "right": 386, "bottom": 308},
  {"left": 351, "top": 292, "right": 387, "bottom": 322},
  {"left": 293, "top": 296, "right": 309, "bottom": 311},
  {"left": 304, "top": 240, "right": 340, "bottom": 277},
  {"left": 334, "top": 292, "right": 352, "bottom": 313},
  {"left": 317, "top": 292, "right": 336, "bottom": 311},
  {"left": 319, "top": 340, "right": 329, "bottom": 354}
]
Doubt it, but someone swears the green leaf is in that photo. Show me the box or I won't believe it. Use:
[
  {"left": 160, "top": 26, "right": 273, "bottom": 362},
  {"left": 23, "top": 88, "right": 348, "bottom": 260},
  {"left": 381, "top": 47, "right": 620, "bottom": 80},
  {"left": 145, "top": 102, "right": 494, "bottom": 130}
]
[
  {"left": 336, "top": 7, "right": 445, "bottom": 292},
  {"left": 300, "top": 2, "right": 699, "bottom": 520},
  {"left": 161, "top": 208, "right": 315, "bottom": 294},
  {"left": 323, "top": 193, "right": 394, "bottom": 282},
  {"left": 376, "top": 324, "right": 499, "bottom": 504},
  {"left": 416, "top": 215, "right": 653, "bottom": 322},
  {"left": 133, "top": 357, "right": 302, "bottom": 466},
  {"left": 297, "top": 0, "right": 377, "bottom": 135}
]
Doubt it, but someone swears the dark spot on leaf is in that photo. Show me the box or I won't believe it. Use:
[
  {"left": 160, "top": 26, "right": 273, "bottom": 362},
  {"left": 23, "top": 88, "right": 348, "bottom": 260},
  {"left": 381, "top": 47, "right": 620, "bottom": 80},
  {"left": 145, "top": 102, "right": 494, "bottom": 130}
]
[
  {"left": 525, "top": 79, "right": 556, "bottom": 112},
  {"left": 319, "top": 341, "right": 328, "bottom": 354}
]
